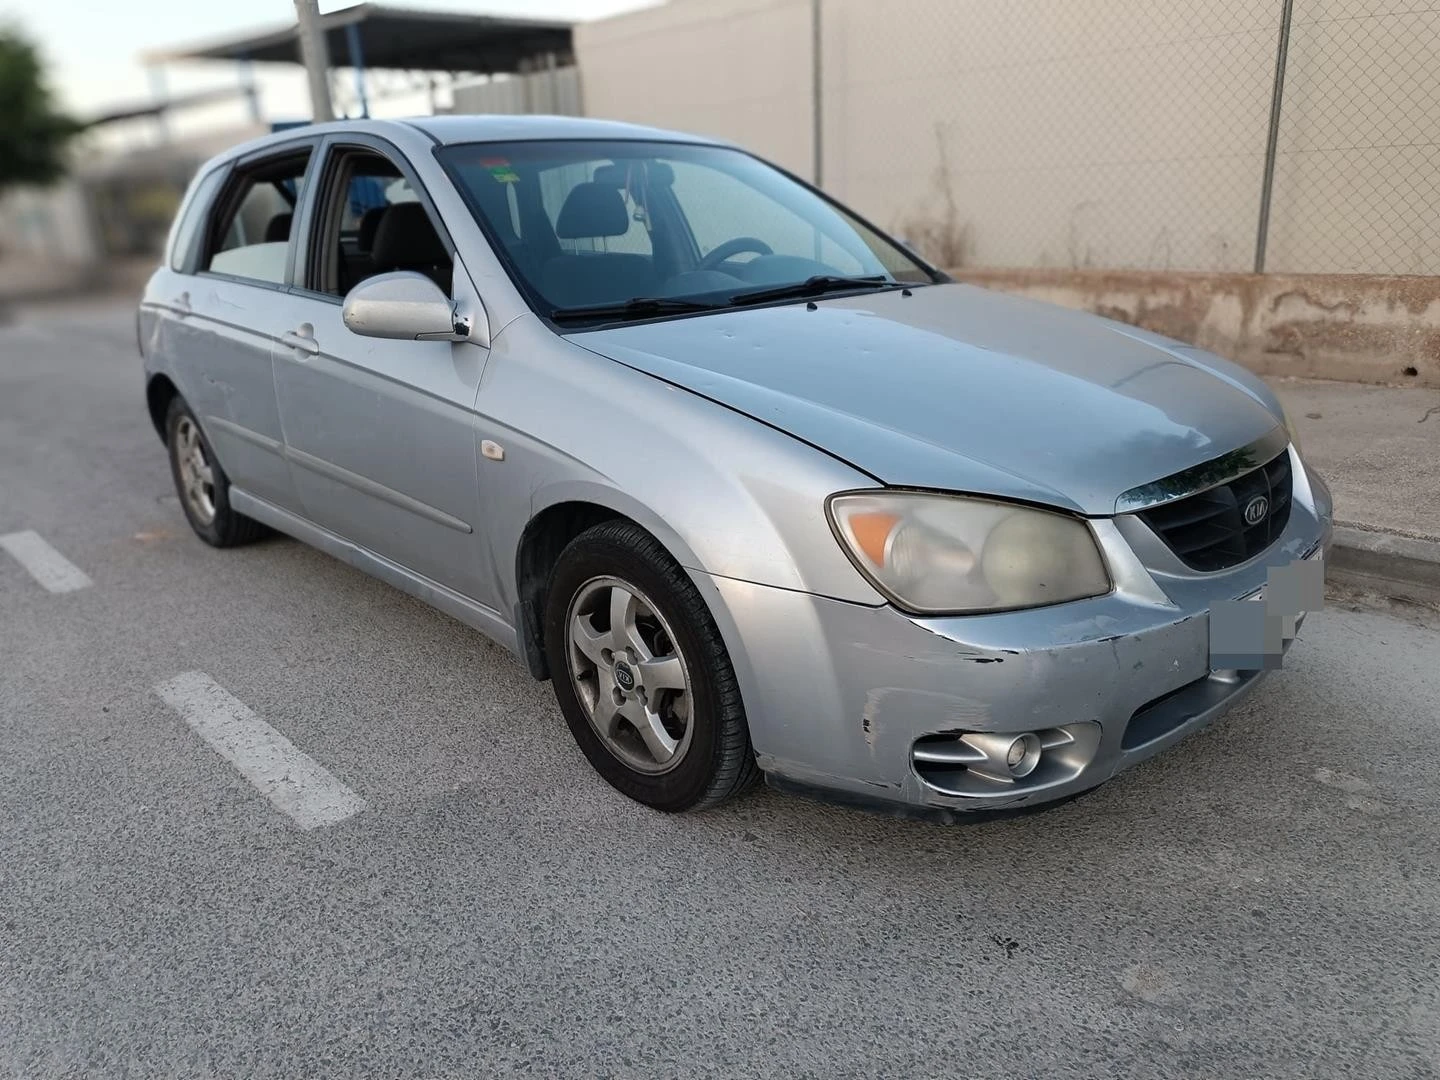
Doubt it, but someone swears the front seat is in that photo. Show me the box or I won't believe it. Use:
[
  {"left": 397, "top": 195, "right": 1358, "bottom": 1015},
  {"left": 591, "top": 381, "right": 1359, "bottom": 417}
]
[
  {"left": 368, "top": 203, "right": 451, "bottom": 292},
  {"left": 357, "top": 206, "right": 389, "bottom": 254},
  {"left": 541, "top": 182, "right": 657, "bottom": 307}
]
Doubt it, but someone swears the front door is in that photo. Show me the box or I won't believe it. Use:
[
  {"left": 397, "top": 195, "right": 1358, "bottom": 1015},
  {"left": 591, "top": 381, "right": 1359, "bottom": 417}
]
[{"left": 270, "top": 138, "right": 494, "bottom": 607}]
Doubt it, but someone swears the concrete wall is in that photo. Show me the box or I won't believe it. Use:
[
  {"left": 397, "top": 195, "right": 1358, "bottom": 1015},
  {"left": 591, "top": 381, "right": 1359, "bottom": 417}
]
[
  {"left": 575, "top": 0, "right": 1440, "bottom": 276},
  {"left": 451, "top": 66, "right": 584, "bottom": 117},
  {"left": 576, "top": 0, "right": 814, "bottom": 179},
  {"left": 955, "top": 267, "right": 1440, "bottom": 388}
]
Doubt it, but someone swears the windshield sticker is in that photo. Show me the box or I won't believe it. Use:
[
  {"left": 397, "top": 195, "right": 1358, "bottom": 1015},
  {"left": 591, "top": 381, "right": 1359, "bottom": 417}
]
[{"left": 477, "top": 157, "right": 519, "bottom": 183}]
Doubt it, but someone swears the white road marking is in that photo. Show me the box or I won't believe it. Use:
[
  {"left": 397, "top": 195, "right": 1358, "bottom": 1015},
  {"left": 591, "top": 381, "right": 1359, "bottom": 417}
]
[
  {"left": 155, "top": 671, "right": 366, "bottom": 830},
  {"left": 0, "top": 530, "right": 93, "bottom": 593}
]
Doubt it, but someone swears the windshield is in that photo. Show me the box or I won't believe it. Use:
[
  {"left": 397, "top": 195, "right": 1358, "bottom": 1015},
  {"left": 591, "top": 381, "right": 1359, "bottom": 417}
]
[{"left": 437, "top": 139, "right": 939, "bottom": 322}]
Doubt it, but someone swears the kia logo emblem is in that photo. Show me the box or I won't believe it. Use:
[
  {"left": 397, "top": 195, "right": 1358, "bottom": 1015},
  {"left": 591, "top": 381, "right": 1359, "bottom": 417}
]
[
  {"left": 614, "top": 662, "right": 636, "bottom": 691},
  {"left": 1243, "top": 495, "right": 1270, "bottom": 526}
]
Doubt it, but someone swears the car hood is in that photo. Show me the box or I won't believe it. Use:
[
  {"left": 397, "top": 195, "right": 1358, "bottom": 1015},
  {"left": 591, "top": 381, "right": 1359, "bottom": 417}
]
[{"left": 570, "top": 283, "right": 1283, "bottom": 515}]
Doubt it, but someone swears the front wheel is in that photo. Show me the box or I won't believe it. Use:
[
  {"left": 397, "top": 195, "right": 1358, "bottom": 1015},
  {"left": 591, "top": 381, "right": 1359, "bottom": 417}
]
[{"left": 543, "top": 520, "right": 759, "bottom": 812}]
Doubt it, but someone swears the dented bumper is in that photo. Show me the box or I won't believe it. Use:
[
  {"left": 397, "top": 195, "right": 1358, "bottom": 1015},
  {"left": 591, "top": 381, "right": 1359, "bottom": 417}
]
[{"left": 690, "top": 481, "right": 1332, "bottom": 815}]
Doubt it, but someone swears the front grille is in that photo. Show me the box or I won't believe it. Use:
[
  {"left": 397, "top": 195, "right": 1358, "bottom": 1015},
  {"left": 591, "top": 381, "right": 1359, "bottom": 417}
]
[{"left": 1137, "top": 449, "right": 1292, "bottom": 571}]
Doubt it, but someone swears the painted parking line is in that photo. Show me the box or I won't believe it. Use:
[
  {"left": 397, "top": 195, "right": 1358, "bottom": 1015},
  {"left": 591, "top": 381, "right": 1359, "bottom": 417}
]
[
  {"left": 155, "top": 671, "right": 366, "bottom": 831},
  {"left": 0, "top": 530, "right": 93, "bottom": 593}
]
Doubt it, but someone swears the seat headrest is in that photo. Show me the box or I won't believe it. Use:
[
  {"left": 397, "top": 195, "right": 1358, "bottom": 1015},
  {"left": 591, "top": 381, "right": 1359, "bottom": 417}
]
[
  {"left": 357, "top": 206, "right": 389, "bottom": 251},
  {"left": 370, "top": 202, "right": 448, "bottom": 268},
  {"left": 264, "top": 212, "right": 293, "bottom": 243},
  {"left": 555, "top": 182, "right": 629, "bottom": 239}
]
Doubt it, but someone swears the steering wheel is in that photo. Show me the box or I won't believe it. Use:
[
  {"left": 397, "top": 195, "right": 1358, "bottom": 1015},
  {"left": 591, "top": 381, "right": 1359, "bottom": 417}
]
[{"left": 697, "top": 236, "right": 774, "bottom": 272}]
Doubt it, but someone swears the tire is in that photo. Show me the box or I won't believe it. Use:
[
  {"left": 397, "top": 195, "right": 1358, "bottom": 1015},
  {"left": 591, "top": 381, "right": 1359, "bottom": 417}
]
[
  {"left": 165, "top": 396, "right": 267, "bottom": 548},
  {"left": 543, "top": 519, "right": 760, "bottom": 812}
]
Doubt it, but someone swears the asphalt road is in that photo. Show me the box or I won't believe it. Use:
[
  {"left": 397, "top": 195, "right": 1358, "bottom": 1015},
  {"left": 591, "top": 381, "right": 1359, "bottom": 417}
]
[{"left": 3, "top": 305, "right": 1439, "bottom": 1080}]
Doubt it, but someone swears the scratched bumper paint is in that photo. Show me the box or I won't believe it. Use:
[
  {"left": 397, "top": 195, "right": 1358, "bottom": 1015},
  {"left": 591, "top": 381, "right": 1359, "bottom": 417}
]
[{"left": 690, "top": 469, "right": 1333, "bottom": 814}]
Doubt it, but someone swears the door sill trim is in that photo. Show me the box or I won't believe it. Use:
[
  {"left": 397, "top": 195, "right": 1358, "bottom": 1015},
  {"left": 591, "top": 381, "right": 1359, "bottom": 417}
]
[{"left": 228, "top": 488, "right": 517, "bottom": 654}]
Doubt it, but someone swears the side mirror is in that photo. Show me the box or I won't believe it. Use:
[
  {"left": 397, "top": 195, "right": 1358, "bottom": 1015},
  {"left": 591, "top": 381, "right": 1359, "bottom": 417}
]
[{"left": 342, "top": 271, "right": 470, "bottom": 342}]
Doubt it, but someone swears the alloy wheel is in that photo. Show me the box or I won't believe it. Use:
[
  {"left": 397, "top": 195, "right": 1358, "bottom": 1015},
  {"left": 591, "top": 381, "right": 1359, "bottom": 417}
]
[
  {"left": 565, "top": 575, "right": 694, "bottom": 775},
  {"left": 174, "top": 416, "right": 216, "bottom": 525}
]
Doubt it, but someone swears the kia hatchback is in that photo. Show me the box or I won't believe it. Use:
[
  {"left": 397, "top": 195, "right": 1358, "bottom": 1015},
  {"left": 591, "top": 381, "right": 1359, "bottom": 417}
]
[{"left": 139, "top": 116, "right": 1332, "bottom": 817}]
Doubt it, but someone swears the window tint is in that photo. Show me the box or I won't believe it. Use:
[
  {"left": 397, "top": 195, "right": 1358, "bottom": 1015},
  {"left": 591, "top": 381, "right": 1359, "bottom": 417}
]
[
  {"left": 168, "top": 167, "right": 225, "bottom": 273},
  {"left": 206, "top": 151, "right": 311, "bottom": 285},
  {"left": 312, "top": 148, "right": 452, "bottom": 298}
]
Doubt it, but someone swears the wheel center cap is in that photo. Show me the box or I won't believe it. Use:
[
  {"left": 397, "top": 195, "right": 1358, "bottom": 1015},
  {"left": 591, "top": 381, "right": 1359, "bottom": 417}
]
[{"left": 614, "top": 662, "right": 636, "bottom": 692}]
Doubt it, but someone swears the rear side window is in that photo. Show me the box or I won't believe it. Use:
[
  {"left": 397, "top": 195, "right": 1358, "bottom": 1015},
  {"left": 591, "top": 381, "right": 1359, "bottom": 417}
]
[
  {"left": 167, "top": 167, "right": 225, "bottom": 273},
  {"left": 204, "top": 150, "right": 312, "bottom": 285}
]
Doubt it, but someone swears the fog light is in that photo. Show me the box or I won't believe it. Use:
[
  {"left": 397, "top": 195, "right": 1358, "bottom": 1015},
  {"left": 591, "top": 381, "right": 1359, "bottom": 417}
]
[{"left": 1006, "top": 733, "right": 1042, "bottom": 777}]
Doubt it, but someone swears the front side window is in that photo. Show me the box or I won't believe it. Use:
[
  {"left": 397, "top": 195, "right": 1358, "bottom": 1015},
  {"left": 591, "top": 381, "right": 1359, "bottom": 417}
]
[
  {"left": 438, "top": 140, "right": 938, "bottom": 322},
  {"left": 205, "top": 150, "right": 311, "bottom": 285},
  {"left": 308, "top": 147, "right": 452, "bottom": 298}
]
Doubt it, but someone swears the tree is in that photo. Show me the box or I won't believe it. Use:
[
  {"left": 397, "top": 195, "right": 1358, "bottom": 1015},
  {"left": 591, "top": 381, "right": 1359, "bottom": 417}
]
[{"left": 0, "top": 26, "right": 80, "bottom": 195}]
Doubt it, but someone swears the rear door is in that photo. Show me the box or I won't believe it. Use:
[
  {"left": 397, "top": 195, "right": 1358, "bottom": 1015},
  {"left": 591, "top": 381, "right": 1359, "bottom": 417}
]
[
  {"left": 268, "top": 134, "right": 494, "bottom": 606},
  {"left": 175, "top": 141, "right": 319, "bottom": 514}
]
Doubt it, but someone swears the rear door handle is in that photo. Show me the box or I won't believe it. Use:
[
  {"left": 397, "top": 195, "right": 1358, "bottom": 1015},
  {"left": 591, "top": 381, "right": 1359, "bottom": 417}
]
[{"left": 280, "top": 327, "right": 320, "bottom": 356}]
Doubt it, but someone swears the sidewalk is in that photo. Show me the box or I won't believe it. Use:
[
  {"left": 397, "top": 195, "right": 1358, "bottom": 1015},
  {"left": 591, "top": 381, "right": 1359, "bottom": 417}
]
[{"left": 1272, "top": 376, "right": 1440, "bottom": 606}]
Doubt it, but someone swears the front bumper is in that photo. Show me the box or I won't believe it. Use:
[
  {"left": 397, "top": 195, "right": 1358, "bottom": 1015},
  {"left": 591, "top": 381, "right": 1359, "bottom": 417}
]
[{"left": 691, "top": 456, "right": 1333, "bottom": 815}]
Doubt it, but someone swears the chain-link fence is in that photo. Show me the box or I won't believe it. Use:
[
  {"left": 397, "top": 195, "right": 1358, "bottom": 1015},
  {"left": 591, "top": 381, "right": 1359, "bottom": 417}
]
[{"left": 811, "top": 0, "right": 1440, "bottom": 275}]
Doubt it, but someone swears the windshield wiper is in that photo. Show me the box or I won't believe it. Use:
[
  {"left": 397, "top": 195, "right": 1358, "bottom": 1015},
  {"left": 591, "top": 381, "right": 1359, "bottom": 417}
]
[
  {"left": 726, "top": 274, "right": 903, "bottom": 307},
  {"left": 550, "top": 296, "right": 724, "bottom": 323}
]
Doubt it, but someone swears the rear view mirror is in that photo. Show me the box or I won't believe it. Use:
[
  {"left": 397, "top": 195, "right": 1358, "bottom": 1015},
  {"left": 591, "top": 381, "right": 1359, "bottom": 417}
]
[{"left": 342, "top": 271, "right": 469, "bottom": 342}]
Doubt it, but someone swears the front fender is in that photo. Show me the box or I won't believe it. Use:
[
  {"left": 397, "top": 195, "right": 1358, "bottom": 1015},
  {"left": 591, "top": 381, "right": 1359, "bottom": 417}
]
[{"left": 477, "top": 315, "right": 886, "bottom": 615}]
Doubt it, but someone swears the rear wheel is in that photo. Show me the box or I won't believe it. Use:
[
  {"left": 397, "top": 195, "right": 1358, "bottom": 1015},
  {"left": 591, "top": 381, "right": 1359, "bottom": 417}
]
[
  {"left": 165, "top": 397, "right": 267, "bottom": 548},
  {"left": 543, "top": 520, "right": 759, "bottom": 812}
]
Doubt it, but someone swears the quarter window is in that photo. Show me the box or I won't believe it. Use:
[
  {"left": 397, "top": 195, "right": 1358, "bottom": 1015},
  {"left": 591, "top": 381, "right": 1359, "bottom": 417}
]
[{"left": 205, "top": 150, "right": 312, "bottom": 285}]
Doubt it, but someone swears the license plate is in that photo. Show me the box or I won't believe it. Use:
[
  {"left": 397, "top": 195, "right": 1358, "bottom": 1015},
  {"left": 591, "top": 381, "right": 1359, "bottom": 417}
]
[{"left": 1209, "top": 555, "right": 1324, "bottom": 671}]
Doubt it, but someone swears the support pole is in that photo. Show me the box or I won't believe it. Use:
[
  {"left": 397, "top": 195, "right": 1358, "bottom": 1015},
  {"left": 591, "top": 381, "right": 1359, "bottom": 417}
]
[
  {"left": 294, "top": 0, "right": 334, "bottom": 123},
  {"left": 345, "top": 22, "right": 369, "bottom": 119},
  {"left": 811, "top": 0, "right": 823, "bottom": 185},
  {"left": 238, "top": 56, "right": 261, "bottom": 124},
  {"left": 147, "top": 65, "right": 169, "bottom": 143},
  {"left": 1254, "top": 0, "right": 1294, "bottom": 273}
]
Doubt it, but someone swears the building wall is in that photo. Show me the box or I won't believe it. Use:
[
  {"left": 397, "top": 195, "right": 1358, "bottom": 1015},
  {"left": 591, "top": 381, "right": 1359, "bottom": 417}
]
[
  {"left": 575, "top": 0, "right": 1440, "bottom": 276},
  {"left": 451, "top": 66, "right": 584, "bottom": 117},
  {"left": 576, "top": 0, "right": 815, "bottom": 180}
]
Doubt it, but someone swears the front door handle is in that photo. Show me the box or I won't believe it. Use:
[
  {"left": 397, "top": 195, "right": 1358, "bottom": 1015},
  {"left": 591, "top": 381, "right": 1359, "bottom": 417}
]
[{"left": 280, "top": 326, "right": 320, "bottom": 357}]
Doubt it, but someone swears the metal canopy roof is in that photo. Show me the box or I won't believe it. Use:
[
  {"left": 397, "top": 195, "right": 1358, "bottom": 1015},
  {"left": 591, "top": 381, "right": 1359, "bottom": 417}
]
[{"left": 145, "top": 3, "right": 573, "bottom": 74}]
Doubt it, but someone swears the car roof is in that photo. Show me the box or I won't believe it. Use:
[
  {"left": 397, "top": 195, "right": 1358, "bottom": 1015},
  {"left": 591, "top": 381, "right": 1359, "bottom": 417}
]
[
  {"left": 408, "top": 113, "right": 727, "bottom": 147},
  {"left": 211, "top": 114, "right": 729, "bottom": 165}
]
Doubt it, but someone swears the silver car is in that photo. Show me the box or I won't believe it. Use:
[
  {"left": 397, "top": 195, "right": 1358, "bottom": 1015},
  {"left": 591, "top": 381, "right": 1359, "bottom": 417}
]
[{"left": 138, "top": 116, "right": 1332, "bottom": 817}]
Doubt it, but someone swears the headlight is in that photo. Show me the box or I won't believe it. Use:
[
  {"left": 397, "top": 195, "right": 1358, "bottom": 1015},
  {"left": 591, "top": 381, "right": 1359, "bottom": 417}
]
[{"left": 827, "top": 492, "right": 1110, "bottom": 614}]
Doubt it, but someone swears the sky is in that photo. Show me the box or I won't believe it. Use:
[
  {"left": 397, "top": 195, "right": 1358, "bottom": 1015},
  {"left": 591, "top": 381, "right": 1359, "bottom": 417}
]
[{"left": 1, "top": 0, "right": 653, "bottom": 123}]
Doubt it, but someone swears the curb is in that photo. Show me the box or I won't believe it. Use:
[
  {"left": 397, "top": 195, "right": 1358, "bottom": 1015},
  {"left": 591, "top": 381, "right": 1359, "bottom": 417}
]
[{"left": 1328, "top": 524, "right": 1440, "bottom": 608}]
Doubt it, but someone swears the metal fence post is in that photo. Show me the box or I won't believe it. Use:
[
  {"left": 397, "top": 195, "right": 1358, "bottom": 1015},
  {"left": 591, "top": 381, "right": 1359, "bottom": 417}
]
[
  {"left": 1254, "top": 0, "right": 1295, "bottom": 273},
  {"left": 812, "top": 0, "right": 823, "bottom": 186}
]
